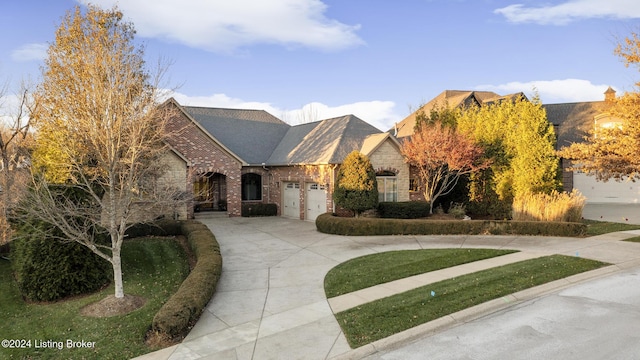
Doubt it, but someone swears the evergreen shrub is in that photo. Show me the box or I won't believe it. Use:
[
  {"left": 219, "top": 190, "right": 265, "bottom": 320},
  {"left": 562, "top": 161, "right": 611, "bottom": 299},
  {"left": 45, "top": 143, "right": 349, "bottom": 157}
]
[
  {"left": 241, "top": 203, "right": 277, "bottom": 217},
  {"left": 11, "top": 229, "right": 111, "bottom": 302},
  {"left": 377, "top": 201, "right": 430, "bottom": 219}
]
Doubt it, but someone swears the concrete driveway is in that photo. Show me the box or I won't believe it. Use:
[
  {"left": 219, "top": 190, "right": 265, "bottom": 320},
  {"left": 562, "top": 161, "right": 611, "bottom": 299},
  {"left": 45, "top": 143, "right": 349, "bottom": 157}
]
[{"left": 137, "top": 204, "right": 640, "bottom": 360}]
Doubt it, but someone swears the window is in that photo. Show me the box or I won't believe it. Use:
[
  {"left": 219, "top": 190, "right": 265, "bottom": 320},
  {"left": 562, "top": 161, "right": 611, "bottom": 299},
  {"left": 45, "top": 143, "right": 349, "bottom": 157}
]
[
  {"left": 377, "top": 171, "right": 397, "bottom": 202},
  {"left": 242, "top": 173, "right": 262, "bottom": 201},
  {"left": 409, "top": 178, "right": 419, "bottom": 192}
]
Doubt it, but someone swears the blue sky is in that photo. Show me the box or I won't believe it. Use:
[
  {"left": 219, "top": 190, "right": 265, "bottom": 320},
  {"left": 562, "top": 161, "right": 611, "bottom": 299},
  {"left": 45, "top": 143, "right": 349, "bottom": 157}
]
[{"left": 1, "top": 0, "right": 640, "bottom": 131}]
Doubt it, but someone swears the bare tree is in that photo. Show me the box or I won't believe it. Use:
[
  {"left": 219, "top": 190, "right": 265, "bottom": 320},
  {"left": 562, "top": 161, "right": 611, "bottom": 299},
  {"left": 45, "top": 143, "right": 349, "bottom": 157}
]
[
  {"left": 22, "top": 5, "right": 180, "bottom": 301},
  {"left": 0, "top": 80, "right": 35, "bottom": 244}
]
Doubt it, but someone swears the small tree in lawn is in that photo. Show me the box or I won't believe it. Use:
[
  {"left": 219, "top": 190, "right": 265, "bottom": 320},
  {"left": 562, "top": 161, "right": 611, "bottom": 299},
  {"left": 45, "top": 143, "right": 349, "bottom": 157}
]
[
  {"left": 402, "top": 122, "right": 489, "bottom": 214},
  {"left": 334, "top": 151, "right": 378, "bottom": 217}
]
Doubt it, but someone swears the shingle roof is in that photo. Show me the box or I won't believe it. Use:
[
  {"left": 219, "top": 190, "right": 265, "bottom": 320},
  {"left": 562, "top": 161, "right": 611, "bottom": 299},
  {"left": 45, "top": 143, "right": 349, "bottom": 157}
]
[
  {"left": 393, "top": 90, "right": 513, "bottom": 138},
  {"left": 183, "top": 106, "right": 290, "bottom": 164},
  {"left": 267, "top": 115, "right": 382, "bottom": 165},
  {"left": 543, "top": 101, "right": 608, "bottom": 149}
]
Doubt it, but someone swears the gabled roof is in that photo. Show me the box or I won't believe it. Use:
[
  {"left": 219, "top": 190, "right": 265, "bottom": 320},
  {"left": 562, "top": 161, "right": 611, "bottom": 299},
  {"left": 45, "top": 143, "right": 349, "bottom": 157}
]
[
  {"left": 267, "top": 115, "right": 382, "bottom": 165},
  {"left": 182, "top": 106, "right": 290, "bottom": 165},
  {"left": 360, "top": 132, "right": 401, "bottom": 157},
  {"left": 393, "top": 90, "right": 525, "bottom": 138},
  {"left": 543, "top": 101, "right": 609, "bottom": 149}
]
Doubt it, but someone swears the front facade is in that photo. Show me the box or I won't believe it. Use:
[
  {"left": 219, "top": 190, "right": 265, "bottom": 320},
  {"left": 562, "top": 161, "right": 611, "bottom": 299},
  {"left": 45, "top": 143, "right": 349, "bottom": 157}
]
[{"left": 162, "top": 98, "right": 410, "bottom": 220}]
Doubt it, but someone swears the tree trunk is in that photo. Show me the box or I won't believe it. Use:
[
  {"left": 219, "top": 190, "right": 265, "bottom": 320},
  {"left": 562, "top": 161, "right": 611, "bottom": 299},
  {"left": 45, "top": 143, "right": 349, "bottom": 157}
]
[{"left": 112, "top": 251, "right": 124, "bottom": 298}]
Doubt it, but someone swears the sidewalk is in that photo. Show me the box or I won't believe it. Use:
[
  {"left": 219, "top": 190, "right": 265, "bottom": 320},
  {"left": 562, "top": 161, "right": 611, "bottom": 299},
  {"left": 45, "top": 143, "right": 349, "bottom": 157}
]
[{"left": 135, "top": 211, "right": 640, "bottom": 360}]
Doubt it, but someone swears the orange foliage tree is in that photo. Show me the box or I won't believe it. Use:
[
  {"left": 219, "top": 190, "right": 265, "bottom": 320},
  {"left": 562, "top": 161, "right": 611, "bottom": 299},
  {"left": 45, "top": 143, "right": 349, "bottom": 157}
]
[{"left": 402, "top": 122, "right": 489, "bottom": 214}]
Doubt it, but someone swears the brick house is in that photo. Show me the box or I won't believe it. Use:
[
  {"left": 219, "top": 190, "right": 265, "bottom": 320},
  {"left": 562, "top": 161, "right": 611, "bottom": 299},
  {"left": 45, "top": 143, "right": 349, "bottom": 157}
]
[
  {"left": 162, "top": 98, "right": 409, "bottom": 220},
  {"left": 394, "top": 88, "right": 629, "bottom": 204}
]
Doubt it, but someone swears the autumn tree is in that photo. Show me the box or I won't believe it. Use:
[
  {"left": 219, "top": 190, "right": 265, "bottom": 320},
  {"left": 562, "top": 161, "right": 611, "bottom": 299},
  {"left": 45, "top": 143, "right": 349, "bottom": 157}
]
[
  {"left": 457, "top": 95, "right": 560, "bottom": 216},
  {"left": 402, "top": 122, "right": 488, "bottom": 214},
  {"left": 333, "top": 151, "right": 378, "bottom": 217},
  {"left": 22, "top": 5, "right": 177, "bottom": 301},
  {"left": 0, "top": 80, "right": 35, "bottom": 244},
  {"left": 559, "top": 30, "right": 640, "bottom": 180}
]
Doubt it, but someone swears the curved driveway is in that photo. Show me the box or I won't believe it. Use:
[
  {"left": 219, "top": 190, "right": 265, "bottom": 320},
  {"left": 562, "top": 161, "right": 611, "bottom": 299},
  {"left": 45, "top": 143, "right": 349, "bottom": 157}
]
[{"left": 139, "top": 207, "right": 640, "bottom": 360}]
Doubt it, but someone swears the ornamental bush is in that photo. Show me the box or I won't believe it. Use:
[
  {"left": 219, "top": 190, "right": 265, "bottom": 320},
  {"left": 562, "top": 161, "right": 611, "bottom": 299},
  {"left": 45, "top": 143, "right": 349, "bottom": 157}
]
[
  {"left": 377, "top": 201, "right": 430, "bottom": 219},
  {"left": 242, "top": 203, "right": 278, "bottom": 217},
  {"left": 333, "top": 151, "right": 378, "bottom": 217},
  {"left": 11, "top": 227, "right": 111, "bottom": 302}
]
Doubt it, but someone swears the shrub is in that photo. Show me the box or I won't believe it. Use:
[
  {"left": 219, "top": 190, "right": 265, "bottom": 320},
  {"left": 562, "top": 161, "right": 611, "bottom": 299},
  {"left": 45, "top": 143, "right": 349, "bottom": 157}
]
[
  {"left": 333, "top": 151, "right": 378, "bottom": 217},
  {"left": 512, "top": 190, "right": 586, "bottom": 222},
  {"left": 377, "top": 201, "right": 430, "bottom": 219},
  {"left": 241, "top": 203, "right": 277, "bottom": 217},
  {"left": 448, "top": 203, "right": 467, "bottom": 219},
  {"left": 11, "top": 229, "right": 111, "bottom": 302},
  {"left": 151, "top": 220, "right": 222, "bottom": 339},
  {"left": 315, "top": 213, "right": 585, "bottom": 237}
]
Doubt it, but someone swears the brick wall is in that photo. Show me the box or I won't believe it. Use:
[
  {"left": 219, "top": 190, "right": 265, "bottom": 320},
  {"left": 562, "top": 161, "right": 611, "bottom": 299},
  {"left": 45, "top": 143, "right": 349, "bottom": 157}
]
[
  {"left": 165, "top": 105, "right": 243, "bottom": 217},
  {"left": 261, "top": 165, "right": 335, "bottom": 220}
]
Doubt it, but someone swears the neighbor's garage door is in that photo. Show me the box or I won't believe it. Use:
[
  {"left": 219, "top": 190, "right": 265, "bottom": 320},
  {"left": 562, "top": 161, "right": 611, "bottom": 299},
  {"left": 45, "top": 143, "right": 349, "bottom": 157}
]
[
  {"left": 283, "top": 182, "right": 300, "bottom": 218},
  {"left": 306, "top": 183, "right": 327, "bottom": 221},
  {"left": 573, "top": 172, "right": 640, "bottom": 203}
]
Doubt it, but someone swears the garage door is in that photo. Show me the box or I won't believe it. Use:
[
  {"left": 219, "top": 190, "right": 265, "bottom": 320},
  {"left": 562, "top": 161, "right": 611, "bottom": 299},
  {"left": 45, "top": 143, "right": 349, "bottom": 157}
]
[
  {"left": 283, "top": 182, "right": 300, "bottom": 218},
  {"left": 573, "top": 172, "right": 640, "bottom": 203},
  {"left": 306, "top": 183, "right": 327, "bottom": 221}
]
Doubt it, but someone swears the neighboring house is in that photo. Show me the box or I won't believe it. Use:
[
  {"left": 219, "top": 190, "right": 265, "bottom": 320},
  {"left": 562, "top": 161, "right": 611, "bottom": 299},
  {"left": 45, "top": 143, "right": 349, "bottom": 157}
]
[
  {"left": 162, "top": 98, "right": 410, "bottom": 220},
  {"left": 392, "top": 90, "right": 525, "bottom": 201},
  {"left": 545, "top": 87, "right": 637, "bottom": 203},
  {"left": 394, "top": 88, "right": 631, "bottom": 204}
]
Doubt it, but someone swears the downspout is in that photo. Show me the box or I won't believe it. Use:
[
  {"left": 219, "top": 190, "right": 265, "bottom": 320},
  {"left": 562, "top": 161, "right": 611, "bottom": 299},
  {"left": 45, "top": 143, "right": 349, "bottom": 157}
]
[
  {"left": 262, "top": 163, "right": 270, "bottom": 202},
  {"left": 331, "top": 164, "right": 338, "bottom": 213}
]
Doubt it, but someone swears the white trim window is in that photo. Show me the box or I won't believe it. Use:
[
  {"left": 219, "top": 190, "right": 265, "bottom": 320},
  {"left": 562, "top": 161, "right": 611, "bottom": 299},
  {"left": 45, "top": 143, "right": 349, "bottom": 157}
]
[{"left": 377, "top": 171, "right": 397, "bottom": 202}]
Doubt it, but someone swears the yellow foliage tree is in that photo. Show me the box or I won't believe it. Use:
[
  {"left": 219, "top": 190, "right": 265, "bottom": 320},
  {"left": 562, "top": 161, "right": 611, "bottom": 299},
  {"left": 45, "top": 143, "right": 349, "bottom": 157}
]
[{"left": 23, "top": 5, "right": 177, "bottom": 301}]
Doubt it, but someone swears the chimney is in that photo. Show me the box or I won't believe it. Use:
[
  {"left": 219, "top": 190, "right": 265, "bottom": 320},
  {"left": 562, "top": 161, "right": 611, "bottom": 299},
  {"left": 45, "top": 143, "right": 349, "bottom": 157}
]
[{"left": 604, "top": 86, "right": 616, "bottom": 103}]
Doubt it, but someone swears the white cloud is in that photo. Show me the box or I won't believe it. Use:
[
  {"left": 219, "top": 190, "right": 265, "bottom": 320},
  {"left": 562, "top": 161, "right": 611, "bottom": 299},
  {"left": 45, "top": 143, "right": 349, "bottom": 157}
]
[
  {"left": 79, "top": 0, "right": 363, "bottom": 53},
  {"left": 11, "top": 43, "right": 48, "bottom": 62},
  {"left": 476, "top": 79, "right": 615, "bottom": 103},
  {"left": 169, "top": 91, "right": 400, "bottom": 131},
  {"left": 495, "top": 0, "right": 640, "bottom": 25}
]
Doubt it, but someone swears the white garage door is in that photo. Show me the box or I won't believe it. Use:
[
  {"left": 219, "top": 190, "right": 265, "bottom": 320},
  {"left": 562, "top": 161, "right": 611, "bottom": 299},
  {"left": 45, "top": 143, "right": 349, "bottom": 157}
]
[
  {"left": 283, "top": 182, "right": 300, "bottom": 218},
  {"left": 306, "top": 183, "right": 327, "bottom": 221},
  {"left": 573, "top": 172, "right": 640, "bottom": 203}
]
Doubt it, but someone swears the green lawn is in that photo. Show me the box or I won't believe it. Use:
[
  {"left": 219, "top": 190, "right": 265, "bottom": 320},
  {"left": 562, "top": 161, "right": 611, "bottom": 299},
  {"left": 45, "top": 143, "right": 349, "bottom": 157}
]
[
  {"left": 624, "top": 236, "right": 640, "bottom": 243},
  {"left": 335, "top": 254, "right": 608, "bottom": 348},
  {"left": 324, "top": 249, "right": 517, "bottom": 298},
  {"left": 583, "top": 219, "right": 640, "bottom": 236},
  {"left": 0, "top": 237, "right": 189, "bottom": 360}
]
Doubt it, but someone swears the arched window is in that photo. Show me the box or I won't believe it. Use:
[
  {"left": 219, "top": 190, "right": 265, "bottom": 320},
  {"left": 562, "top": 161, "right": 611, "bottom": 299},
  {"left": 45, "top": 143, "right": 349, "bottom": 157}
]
[
  {"left": 376, "top": 170, "right": 397, "bottom": 202},
  {"left": 242, "top": 173, "right": 262, "bottom": 201}
]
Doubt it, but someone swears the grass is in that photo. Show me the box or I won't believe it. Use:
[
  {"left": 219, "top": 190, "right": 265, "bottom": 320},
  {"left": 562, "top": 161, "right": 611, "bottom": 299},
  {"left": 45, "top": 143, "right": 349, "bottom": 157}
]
[
  {"left": 0, "top": 237, "right": 189, "bottom": 360},
  {"left": 624, "top": 236, "right": 640, "bottom": 243},
  {"left": 335, "top": 254, "right": 608, "bottom": 348},
  {"left": 582, "top": 219, "right": 640, "bottom": 236},
  {"left": 324, "top": 249, "right": 517, "bottom": 298}
]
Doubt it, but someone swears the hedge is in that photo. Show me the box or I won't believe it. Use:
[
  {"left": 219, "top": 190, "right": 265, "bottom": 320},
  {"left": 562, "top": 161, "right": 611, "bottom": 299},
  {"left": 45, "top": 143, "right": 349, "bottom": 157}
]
[
  {"left": 377, "top": 201, "right": 430, "bottom": 219},
  {"left": 241, "top": 203, "right": 278, "bottom": 217},
  {"left": 315, "top": 213, "right": 586, "bottom": 237},
  {"left": 150, "top": 220, "right": 222, "bottom": 339}
]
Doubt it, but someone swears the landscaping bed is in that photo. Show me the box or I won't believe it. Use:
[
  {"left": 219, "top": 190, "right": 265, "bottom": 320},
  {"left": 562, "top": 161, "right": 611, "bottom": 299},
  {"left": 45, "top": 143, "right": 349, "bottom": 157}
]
[{"left": 316, "top": 213, "right": 586, "bottom": 237}]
